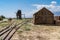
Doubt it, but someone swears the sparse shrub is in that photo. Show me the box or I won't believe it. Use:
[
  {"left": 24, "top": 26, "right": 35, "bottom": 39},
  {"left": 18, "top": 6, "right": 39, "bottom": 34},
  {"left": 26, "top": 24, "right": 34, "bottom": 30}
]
[
  {"left": 8, "top": 18, "right": 12, "bottom": 21},
  {"left": 0, "top": 15, "right": 5, "bottom": 19},
  {"left": 18, "top": 30, "right": 23, "bottom": 33},
  {"left": 24, "top": 26, "right": 31, "bottom": 31},
  {"left": 25, "top": 28, "right": 31, "bottom": 31},
  {"left": 0, "top": 17, "right": 3, "bottom": 21}
]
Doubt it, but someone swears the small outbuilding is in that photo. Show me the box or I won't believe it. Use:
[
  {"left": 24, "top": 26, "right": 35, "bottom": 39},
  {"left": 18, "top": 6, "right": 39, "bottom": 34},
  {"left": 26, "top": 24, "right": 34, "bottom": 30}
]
[
  {"left": 33, "top": 7, "right": 54, "bottom": 25},
  {"left": 54, "top": 16, "right": 60, "bottom": 20},
  {"left": 54, "top": 16, "right": 60, "bottom": 26}
]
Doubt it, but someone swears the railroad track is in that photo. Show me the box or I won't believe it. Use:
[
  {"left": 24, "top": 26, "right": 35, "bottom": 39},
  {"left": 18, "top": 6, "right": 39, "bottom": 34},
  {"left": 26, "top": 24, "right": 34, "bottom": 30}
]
[
  {"left": 0, "top": 21, "right": 15, "bottom": 33},
  {"left": 0, "top": 21, "right": 16, "bottom": 36},
  {"left": 0, "top": 19, "right": 31, "bottom": 40}
]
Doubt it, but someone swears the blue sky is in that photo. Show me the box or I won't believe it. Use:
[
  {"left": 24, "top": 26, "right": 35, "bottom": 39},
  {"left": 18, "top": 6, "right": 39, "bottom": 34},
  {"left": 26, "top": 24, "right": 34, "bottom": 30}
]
[{"left": 0, "top": 0, "right": 60, "bottom": 18}]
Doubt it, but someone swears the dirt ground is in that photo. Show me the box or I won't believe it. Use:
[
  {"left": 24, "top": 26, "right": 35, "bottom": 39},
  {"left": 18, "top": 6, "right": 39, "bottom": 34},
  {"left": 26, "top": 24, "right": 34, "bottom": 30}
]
[
  {"left": 0, "top": 19, "right": 60, "bottom": 40},
  {"left": 11, "top": 20, "right": 60, "bottom": 40}
]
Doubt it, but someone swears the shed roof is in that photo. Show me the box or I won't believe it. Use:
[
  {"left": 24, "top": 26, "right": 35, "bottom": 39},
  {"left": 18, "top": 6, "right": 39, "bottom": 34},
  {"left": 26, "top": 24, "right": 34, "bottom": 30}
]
[{"left": 34, "top": 7, "right": 54, "bottom": 15}]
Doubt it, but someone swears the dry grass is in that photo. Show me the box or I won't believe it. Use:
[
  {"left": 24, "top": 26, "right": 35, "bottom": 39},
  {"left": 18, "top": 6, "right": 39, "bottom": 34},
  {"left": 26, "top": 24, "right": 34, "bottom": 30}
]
[
  {"left": 11, "top": 19, "right": 60, "bottom": 40},
  {"left": 0, "top": 19, "right": 60, "bottom": 40},
  {"left": 0, "top": 21, "right": 9, "bottom": 30}
]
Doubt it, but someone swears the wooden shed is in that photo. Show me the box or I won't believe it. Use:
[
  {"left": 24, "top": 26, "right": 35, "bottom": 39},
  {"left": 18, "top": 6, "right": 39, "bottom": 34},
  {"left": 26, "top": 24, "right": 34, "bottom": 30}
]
[{"left": 33, "top": 7, "right": 54, "bottom": 25}]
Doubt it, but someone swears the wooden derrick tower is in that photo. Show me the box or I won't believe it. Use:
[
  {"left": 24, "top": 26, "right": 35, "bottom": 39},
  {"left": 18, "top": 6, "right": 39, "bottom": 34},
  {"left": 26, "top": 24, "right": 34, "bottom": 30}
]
[{"left": 16, "top": 10, "right": 22, "bottom": 19}]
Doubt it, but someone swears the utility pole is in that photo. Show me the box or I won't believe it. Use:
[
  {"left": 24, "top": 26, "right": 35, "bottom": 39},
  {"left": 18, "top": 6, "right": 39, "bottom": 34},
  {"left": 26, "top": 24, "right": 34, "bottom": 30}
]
[{"left": 22, "top": 14, "right": 25, "bottom": 19}]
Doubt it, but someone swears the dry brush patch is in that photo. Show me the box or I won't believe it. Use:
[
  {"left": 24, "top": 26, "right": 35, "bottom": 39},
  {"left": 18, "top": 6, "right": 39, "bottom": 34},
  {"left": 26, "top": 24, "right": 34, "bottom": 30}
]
[
  {"left": 15, "top": 22, "right": 60, "bottom": 40},
  {"left": 1, "top": 19, "right": 60, "bottom": 40}
]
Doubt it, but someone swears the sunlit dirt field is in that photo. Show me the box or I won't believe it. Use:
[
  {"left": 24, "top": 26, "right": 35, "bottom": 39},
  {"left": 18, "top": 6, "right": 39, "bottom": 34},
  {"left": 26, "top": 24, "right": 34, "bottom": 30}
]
[
  {"left": 11, "top": 19, "right": 60, "bottom": 40},
  {"left": 0, "top": 19, "right": 60, "bottom": 40}
]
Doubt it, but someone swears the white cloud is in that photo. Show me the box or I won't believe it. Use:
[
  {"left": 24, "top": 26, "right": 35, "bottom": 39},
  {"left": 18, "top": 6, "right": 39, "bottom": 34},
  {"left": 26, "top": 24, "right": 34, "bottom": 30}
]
[
  {"left": 51, "top": 1, "right": 57, "bottom": 5},
  {"left": 22, "top": 1, "right": 60, "bottom": 18},
  {"left": 32, "top": 1, "right": 60, "bottom": 13}
]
